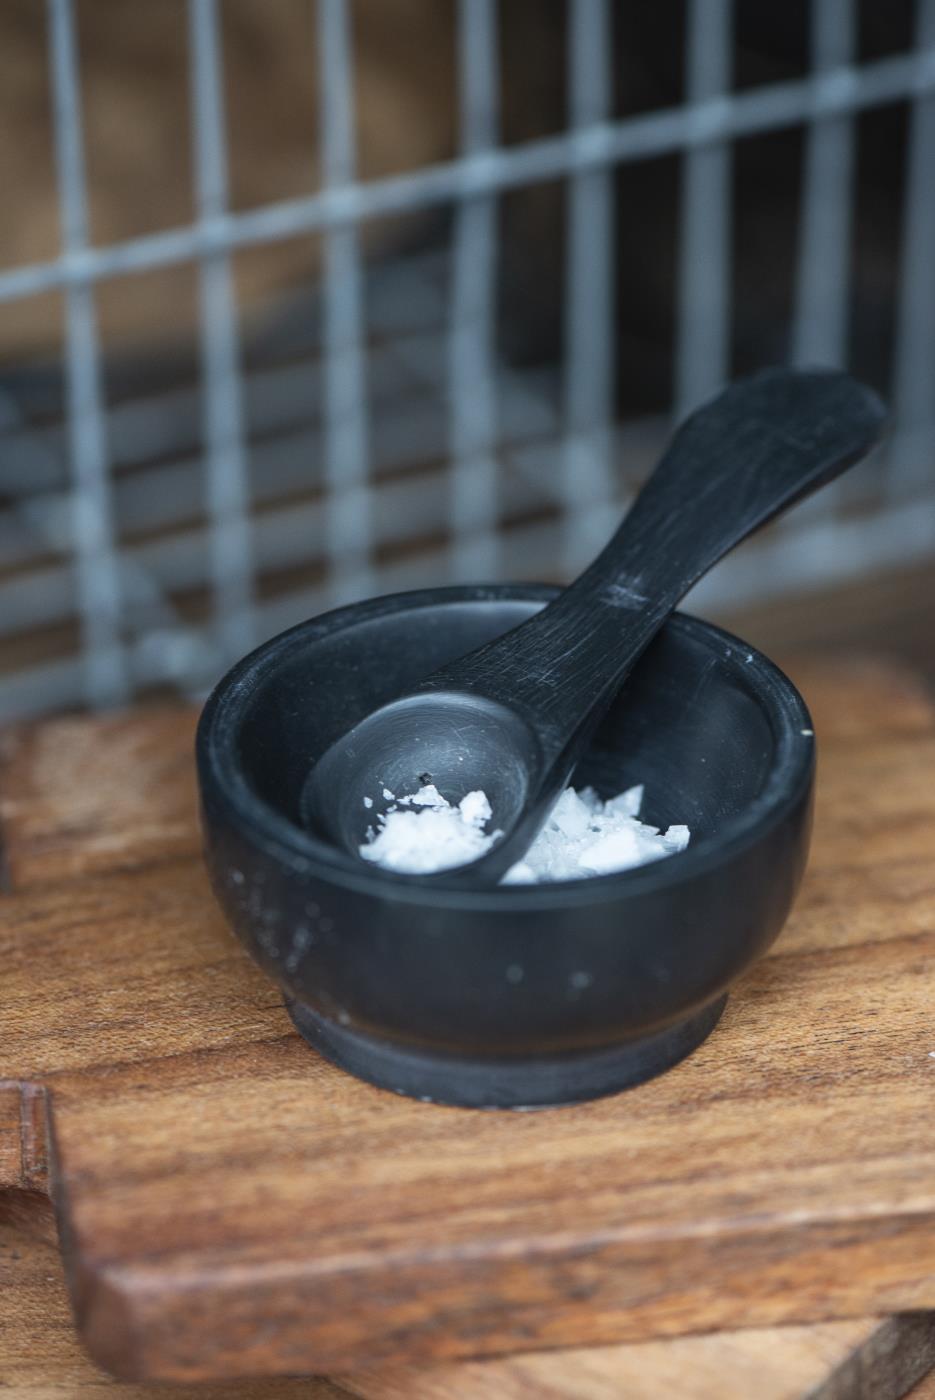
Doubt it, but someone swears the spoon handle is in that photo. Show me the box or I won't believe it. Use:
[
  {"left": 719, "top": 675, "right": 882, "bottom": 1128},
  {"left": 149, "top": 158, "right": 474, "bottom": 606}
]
[{"left": 427, "top": 368, "right": 884, "bottom": 769}]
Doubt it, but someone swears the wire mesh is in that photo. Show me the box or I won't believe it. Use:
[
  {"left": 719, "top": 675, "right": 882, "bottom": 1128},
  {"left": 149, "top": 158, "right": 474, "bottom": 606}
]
[{"left": 0, "top": 0, "right": 933, "bottom": 721}]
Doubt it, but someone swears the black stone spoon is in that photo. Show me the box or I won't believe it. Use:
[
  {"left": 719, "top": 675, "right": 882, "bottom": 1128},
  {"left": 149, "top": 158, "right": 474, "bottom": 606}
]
[{"left": 304, "top": 367, "right": 884, "bottom": 884}]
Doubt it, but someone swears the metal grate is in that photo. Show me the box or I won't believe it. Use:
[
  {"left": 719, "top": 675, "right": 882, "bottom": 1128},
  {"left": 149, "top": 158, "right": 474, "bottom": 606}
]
[{"left": 1, "top": 0, "right": 934, "bottom": 721}]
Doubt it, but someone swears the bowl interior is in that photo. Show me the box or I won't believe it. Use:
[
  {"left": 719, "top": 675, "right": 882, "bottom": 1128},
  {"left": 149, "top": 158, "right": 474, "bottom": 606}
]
[{"left": 230, "top": 594, "right": 782, "bottom": 857}]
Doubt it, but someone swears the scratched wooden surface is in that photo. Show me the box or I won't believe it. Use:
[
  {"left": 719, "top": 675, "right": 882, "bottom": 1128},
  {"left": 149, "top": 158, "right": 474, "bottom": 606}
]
[{"left": 2, "top": 657, "right": 935, "bottom": 1385}]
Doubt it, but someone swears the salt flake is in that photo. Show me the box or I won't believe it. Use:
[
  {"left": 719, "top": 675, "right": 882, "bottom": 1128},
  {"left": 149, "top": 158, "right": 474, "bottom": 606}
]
[{"left": 360, "top": 776, "right": 691, "bottom": 883}]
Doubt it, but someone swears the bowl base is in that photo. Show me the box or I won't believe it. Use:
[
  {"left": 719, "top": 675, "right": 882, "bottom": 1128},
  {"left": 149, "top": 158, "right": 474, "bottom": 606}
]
[{"left": 286, "top": 994, "right": 727, "bottom": 1109}]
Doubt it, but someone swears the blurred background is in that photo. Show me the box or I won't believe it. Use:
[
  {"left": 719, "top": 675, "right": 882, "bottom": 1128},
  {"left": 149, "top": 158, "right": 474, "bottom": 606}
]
[{"left": 0, "top": 0, "right": 933, "bottom": 721}]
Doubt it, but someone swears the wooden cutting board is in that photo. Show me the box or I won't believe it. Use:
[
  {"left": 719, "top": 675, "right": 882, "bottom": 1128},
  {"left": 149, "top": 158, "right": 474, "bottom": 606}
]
[
  {"left": 3, "top": 1215, "right": 935, "bottom": 1399},
  {"left": 2, "top": 655, "right": 935, "bottom": 1384}
]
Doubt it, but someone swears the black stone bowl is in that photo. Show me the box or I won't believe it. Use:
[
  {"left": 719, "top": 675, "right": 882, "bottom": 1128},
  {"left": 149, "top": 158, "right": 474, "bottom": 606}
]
[{"left": 196, "top": 585, "right": 814, "bottom": 1108}]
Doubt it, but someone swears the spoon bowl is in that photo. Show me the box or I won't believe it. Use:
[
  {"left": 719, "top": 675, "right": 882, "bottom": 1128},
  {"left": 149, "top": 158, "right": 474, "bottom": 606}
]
[
  {"left": 197, "top": 585, "right": 815, "bottom": 1107},
  {"left": 302, "top": 691, "right": 541, "bottom": 864}
]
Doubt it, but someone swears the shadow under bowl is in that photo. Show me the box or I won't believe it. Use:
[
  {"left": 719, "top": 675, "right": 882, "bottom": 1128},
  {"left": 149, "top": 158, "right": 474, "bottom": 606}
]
[{"left": 196, "top": 584, "right": 814, "bottom": 1108}]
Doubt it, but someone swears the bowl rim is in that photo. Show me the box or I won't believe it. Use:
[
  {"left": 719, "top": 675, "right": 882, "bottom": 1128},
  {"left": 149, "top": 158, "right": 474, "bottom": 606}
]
[{"left": 196, "top": 584, "right": 815, "bottom": 911}]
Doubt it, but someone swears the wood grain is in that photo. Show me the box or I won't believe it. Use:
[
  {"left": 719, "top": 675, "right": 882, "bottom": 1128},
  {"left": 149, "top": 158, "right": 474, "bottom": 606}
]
[
  {"left": 3, "top": 1218, "right": 934, "bottom": 1400},
  {"left": 2, "top": 658, "right": 935, "bottom": 1382},
  {"left": 341, "top": 1316, "right": 935, "bottom": 1400},
  {"left": 0, "top": 1222, "right": 349, "bottom": 1399},
  {"left": 0, "top": 707, "right": 199, "bottom": 889}
]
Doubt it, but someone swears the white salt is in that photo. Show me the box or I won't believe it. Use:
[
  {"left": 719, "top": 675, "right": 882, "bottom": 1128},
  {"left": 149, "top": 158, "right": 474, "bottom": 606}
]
[
  {"left": 576, "top": 825, "right": 643, "bottom": 874},
  {"left": 604, "top": 784, "right": 644, "bottom": 818},
  {"left": 399, "top": 783, "right": 447, "bottom": 808},
  {"left": 359, "top": 785, "right": 501, "bottom": 874},
  {"left": 360, "top": 780, "right": 690, "bottom": 882},
  {"left": 458, "top": 789, "right": 493, "bottom": 826}
]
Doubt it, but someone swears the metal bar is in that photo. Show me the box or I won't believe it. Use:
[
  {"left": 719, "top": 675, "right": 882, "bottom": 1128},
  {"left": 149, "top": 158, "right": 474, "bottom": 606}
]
[
  {"left": 9, "top": 492, "right": 935, "bottom": 725},
  {"left": 0, "top": 412, "right": 665, "bottom": 643},
  {"left": 448, "top": 0, "right": 500, "bottom": 580},
  {"left": 0, "top": 332, "right": 560, "bottom": 570},
  {"left": 0, "top": 302, "right": 450, "bottom": 497},
  {"left": 675, "top": 0, "right": 732, "bottom": 418},
  {"left": 688, "top": 492, "right": 935, "bottom": 612},
  {"left": 47, "top": 0, "right": 129, "bottom": 706},
  {"left": 250, "top": 490, "right": 935, "bottom": 654},
  {"left": 0, "top": 428, "right": 593, "bottom": 639},
  {"left": 189, "top": 0, "right": 254, "bottom": 663},
  {"left": 792, "top": 0, "right": 856, "bottom": 366},
  {"left": 890, "top": 0, "right": 935, "bottom": 498},
  {"left": 561, "top": 0, "right": 617, "bottom": 575},
  {"left": 317, "top": 0, "right": 372, "bottom": 603},
  {"left": 2, "top": 50, "right": 932, "bottom": 306},
  {"left": 788, "top": 0, "right": 857, "bottom": 523},
  {"left": 0, "top": 375, "right": 555, "bottom": 549}
]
